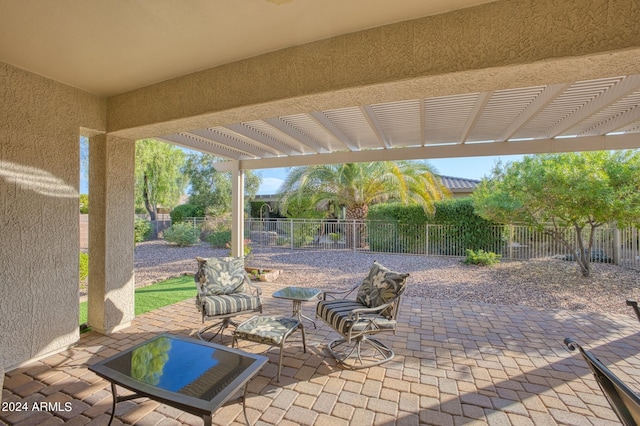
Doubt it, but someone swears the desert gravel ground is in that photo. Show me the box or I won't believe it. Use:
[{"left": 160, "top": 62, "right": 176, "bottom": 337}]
[{"left": 133, "top": 240, "right": 640, "bottom": 317}]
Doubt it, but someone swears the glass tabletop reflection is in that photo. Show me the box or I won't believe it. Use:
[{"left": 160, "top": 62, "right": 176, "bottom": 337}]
[
  {"left": 272, "top": 286, "right": 321, "bottom": 301},
  {"left": 101, "top": 335, "right": 257, "bottom": 402}
]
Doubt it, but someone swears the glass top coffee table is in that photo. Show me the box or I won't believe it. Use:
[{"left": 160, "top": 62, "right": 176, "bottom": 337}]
[
  {"left": 272, "top": 286, "right": 321, "bottom": 329},
  {"left": 89, "top": 334, "right": 267, "bottom": 426}
]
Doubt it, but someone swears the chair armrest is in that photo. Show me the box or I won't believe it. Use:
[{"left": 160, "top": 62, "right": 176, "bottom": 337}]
[
  {"left": 627, "top": 300, "right": 640, "bottom": 323},
  {"left": 195, "top": 280, "right": 207, "bottom": 300},
  {"left": 348, "top": 300, "right": 396, "bottom": 321},
  {"left": 320, "top": 282, "right": 360, "bottom": 300},
  {"left": 243, "top": 272, "right": 262, "bottom": 296}
]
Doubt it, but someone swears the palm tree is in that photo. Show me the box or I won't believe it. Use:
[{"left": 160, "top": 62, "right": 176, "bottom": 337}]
[{"left": 278, "top": 161, "right": 450, "bottom": 247}]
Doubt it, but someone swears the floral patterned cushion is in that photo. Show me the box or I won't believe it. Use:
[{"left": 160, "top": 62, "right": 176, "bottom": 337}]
[
  {"left": 234, "top": 316, "right": 301, "bottom": 346},
  {"left": 356, "top": 261, "right": 409, "bottom": 317},
  {"left": 195, "top": 257, "right": 246, "bottom": 296}
]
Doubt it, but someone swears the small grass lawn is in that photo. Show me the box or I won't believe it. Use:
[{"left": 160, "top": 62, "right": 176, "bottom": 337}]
[{"left": 80, "top": 275, "right": 195, "bottom": 326}]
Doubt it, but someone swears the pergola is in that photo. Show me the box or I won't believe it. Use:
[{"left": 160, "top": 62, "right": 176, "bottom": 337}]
[{"left": 1, "top": 0, "right": 639, "bottom": 372}]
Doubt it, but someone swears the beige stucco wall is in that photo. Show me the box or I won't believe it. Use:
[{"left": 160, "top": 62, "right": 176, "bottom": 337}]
[
  {"left": 0, "top": 62, "right": 106, "bottom": 370},
  {"left": 88, "top": 134, "right": 136, "bottom": 335},
  {"left": 108, "top": 0, "right": 640, "bottom": 140}
]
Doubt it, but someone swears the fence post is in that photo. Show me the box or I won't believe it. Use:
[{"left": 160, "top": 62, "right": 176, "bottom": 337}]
[
  {"left": 509, "top": 224, "right": 514, "bottom": 260},
  {"left": 290, "top": 219, "right": 294, "bottom": 249},
  {"left": 614, "top": 227, "right": 621, "bottom": 266},
  {"left": 352, "top": 220, "right": 356, "bottom": 251},
  {"left": 425, "top": 224, "right": 429, "bottom": 256},
  {"left": 630, "top": 226, "right": 638, "bottom": 266}
]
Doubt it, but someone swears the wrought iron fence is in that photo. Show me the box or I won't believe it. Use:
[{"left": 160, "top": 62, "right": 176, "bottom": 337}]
[{"left": 180, "top": 217, "right": 640, "bottom": 268}]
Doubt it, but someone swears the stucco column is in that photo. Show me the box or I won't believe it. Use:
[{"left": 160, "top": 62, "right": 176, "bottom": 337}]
[
  {"left": 88, "top": 134, "right": 135, "bottom": 334},
  {"left": 230, "top": 162, "right": 245, "bottom": 258}
]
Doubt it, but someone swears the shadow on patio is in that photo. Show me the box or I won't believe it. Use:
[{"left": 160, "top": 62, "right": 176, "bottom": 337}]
[{"left": 3, "top": 286, "right": 640, "bottom": 425}]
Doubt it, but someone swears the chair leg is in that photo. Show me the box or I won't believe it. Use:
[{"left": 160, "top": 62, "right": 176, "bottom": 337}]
[
  {"left": 197, "top": 318, "right": 232, "bottom": 342},
  {"left": 328, "top": 335, "right": 394, "bottom": 369},
  {"left": 300, "top": 323, "right": 307, "bottom": 354},
  {"left": 277, "top": 342, "right": 284, "bottom": 383}
]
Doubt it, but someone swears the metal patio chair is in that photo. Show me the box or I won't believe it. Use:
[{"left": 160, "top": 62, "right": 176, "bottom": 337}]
[
  {"left": 564, "top": 337, "right": 640, "bottom": 426},
  {"left": 194, "top": 257, "right": 262, "bottom": 341},
  {"left": 316, "top": 261, "right": 409, "bottom": 369},
  {"left": 627, "top": 300, "right": 640, "bottom": 323}
]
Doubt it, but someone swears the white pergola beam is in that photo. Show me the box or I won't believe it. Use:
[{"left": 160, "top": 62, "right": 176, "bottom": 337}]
[
  {"left": 158, "top": 134, "right": 253, "bottom": 160},
  {"left": 213, "top": 133, "right": 639, "bottom": 171},
  {"left": 263, "top": 117, "right": 328, "bottom": 154},
  {"left": 460, "top": 92, "right": 491, "bottom": 143},
  {"left": 309, "top": 111, "right": 359, "bottom": 151},
  {"left": 360, "top": 105, "right": 391, "bottom": 149},
  {"left": 589, "top": 104, "right": 640, "bottom": 136},
  {"left": 541, "top": 74, "right": 640, "bottom": 138},
  {"left": 496, "top": 83, "right": 572, "bottom": 142},
  {"left": 190, "top": 128, "right": 277, "bottom": 158},
  {"left": 225, "top": 123, "right": 303, "bottom": 156}
]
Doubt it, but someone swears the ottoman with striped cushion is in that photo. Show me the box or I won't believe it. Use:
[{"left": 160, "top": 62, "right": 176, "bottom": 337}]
[{"left": 233, "top": 316, "right": 306, "bottom": 382}]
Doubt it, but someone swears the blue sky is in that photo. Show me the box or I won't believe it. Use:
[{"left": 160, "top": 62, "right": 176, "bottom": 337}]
[
  {"left": 254, "top": 155, "right": 525, "bottom": 194},
  {"left": 79, "top": 136, "right": 523, "bottom": 194}
]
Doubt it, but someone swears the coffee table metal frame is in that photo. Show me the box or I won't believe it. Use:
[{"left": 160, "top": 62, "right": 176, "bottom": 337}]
[
  {"left": 89, "top": 333, "right": 267, "bottom": 426},
  {"left": 272, "top": 286, "right": 321, "bottom": 329}
]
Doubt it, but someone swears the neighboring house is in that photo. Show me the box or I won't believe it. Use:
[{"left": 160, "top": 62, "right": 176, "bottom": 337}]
[
  {"left": 254, "top": 175, "right": 480, "bottom": 202},
  {"left": 252, "top": 175, "right": 480, "bottom": 216},
  {"left": 437, "top": 175, "right": 480, "bottom": 198}
]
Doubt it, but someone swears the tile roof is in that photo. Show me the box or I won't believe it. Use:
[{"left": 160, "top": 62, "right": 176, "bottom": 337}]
[{"left": 438, "top": 175, "right": 480, "bottom": 192}]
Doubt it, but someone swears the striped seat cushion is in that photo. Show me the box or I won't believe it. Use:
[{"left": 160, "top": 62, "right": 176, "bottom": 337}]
[
  {"left": 316, "top": 299, "right": 396, "bottom": 336},
  {"left": 197, "top": 293, "right": 262, "bottom": 317}
]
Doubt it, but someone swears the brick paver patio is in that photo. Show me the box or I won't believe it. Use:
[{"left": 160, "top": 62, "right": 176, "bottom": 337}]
[{"left": 2, "top": 282, "right": 640, "bottom": 425}]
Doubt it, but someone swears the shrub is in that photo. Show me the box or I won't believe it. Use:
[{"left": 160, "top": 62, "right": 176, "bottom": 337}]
[
  {"left": 205, "top": 230, "right": 232, "bottom": 248},
  {"left": 199, "top": 216, "right": 230, "bottom": 240},
  {"left": 134, "top": 217, "right": 152, "bottom": 243},
  {"left": 226, "top": 239, "right": 252, "bottom": 258},
  {"left": 79, "top": 252, "right": 89, "bottom": 281},
  {"left": 293, "top": 225, "right": 316, "bottom": 248},
  {"left": 462, "top": 249, "right": 501, "bottom": 266},
  {"left": 79, "top": 194, "right": 89, "bottom": 214},
  {"left": 170, "top": 204, "right": 205, "bottom": 223},
  {"left": 433, "top": 198, "right": 507, "bottom": 252},
  {"left": 367, "top": 199, "right": 506, "bottom": 254},
  {"left": 164, "top": 222, "right": 200, "bottom": 246}
]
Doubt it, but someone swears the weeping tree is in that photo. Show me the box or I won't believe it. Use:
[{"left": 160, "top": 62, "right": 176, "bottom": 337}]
[
  {"left": 278, "top": 161, "right": 450, "bottom": 247},
  {"left": 135, "top": 139, "right": 187, "bottom": 221},
  {"left": 472, "top": 151, "right": 640, "bottom": 277},
  {"left": 183, "top": 152, "right": 261, "bottom": 217}
]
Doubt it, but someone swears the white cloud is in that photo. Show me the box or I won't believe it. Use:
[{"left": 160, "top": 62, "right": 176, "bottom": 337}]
[{"left": 259, "top": 177, "right": 284, "bottom": 194}]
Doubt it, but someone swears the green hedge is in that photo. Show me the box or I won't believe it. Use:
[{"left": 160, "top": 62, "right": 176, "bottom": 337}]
[
  {"left": 432, "top": 198, "right": 507, "bottom": 254},
  {"left": 367, "top": 199, "right": 506, "bottom": 254},
  {"left": 367, "top": 204, "right": 428, "bottom": 253},
  {"left": 170, "top": 204, "right": 205, "bottom": 223}
]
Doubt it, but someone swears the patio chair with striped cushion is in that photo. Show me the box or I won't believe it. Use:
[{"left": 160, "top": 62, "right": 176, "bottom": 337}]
[
  {"left": 194, "top": 257, "right": 262, "bottom": 341},
  {"left": 316, "top": 261, "right": 409, "bottom": 369}
]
